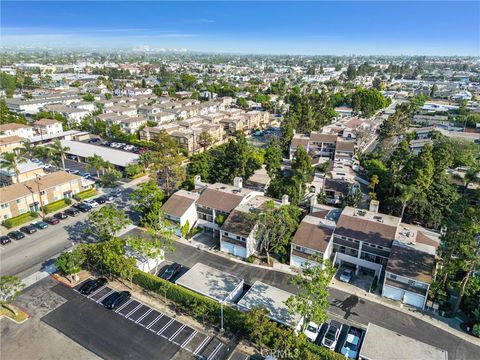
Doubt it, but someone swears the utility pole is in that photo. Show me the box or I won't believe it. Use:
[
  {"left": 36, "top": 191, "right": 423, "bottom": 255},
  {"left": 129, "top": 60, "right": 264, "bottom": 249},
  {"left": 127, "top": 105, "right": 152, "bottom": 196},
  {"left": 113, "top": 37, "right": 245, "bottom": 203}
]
[
  {"left": 220, "top": 300, "right": 225, "bottom": 333},
  {"left": 35, "top": 174, "right": 46, "bottom": 218}
]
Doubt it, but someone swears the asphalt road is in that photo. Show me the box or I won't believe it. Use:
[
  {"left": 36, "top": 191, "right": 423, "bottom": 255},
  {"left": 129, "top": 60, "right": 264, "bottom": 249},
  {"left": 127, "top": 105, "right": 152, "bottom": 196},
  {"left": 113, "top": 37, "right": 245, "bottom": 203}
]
[{"left": 157, "top": 237, "right": 480, "bottom": 360}]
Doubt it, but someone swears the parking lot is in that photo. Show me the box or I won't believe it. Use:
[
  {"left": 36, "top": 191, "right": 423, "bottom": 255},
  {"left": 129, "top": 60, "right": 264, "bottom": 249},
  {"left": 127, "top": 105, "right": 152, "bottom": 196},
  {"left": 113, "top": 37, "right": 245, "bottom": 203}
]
[{"left": 46, "top": 279, "right": 230, "bottom": 360}]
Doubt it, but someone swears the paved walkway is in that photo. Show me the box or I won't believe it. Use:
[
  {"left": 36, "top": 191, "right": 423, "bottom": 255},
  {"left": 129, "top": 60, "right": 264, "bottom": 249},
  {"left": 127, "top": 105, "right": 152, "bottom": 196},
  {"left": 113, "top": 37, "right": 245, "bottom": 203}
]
[{"left": 330, "top": 278, "right": 480, "bottom": 347}]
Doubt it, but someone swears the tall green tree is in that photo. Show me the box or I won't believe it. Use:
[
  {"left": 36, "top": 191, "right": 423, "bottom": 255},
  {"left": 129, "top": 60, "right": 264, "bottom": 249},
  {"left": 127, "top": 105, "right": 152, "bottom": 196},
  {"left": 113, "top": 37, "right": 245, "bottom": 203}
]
[
  {"left": 50, "top": 139, "right": 70, "bottom": 169},
  {"left": 55, "top": 248, "right": 86, "bottom": 283},
  {"left": 245, "top": 306, "right": 277, "bottom": 352},
  {"left": 0, "top": 152, "right": 26, "bottom": 183},
  {"left": 130, "top": 180, "right": 164, "bottom": 225},
  {"left": 264, "top": 138, "right": 283, "bottom": 179},
  {"left": 85, "top": 204, "right": 131, "bottom": 241}
]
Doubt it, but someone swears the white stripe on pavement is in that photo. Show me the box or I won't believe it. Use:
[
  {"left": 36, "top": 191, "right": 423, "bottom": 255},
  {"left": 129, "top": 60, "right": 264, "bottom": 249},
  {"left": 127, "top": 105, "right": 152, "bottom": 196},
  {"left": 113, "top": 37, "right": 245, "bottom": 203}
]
[
  {"left": 169, "top": 324, "right": 185, "bottom": 341},
  {"left": 125, "top": 303, "right": 142, "bottom": 318},
  {"left": 97, "top": 289, "right": 115, "bottom": 303},
  {"left": 135, "top": 309, "right": 152, "bottom": 323},
  {"left": 115, "top": 299, "right": 133, "bottom": 313},
  {"left": 157, "top": 318, "right": 174, "bottom": 336},
  {"left": 181, "top": 330, "right": 197, "bottom": 348},
  {"left": 146, "top": 314, "right": 163, "bottom": 330}
]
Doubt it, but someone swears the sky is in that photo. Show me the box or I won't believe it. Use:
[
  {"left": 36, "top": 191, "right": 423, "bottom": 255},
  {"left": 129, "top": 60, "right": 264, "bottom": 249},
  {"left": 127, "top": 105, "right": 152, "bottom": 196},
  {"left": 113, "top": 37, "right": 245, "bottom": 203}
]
[{"left": 1, "top": 1, "right": 479, "bottom": 56}]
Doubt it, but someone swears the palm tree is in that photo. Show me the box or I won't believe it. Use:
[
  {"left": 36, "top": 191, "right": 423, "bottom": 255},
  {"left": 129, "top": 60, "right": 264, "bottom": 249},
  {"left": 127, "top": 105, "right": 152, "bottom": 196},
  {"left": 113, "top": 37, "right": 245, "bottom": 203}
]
[
  {"left": 50, "top": 139, "right": 70, "bottom": 169},
  {"left": 85, "top": 154, "right": 106, "bottom": 178},
  {"left": 1, "top": 152, "right": 27, "bottom": 183},
  {"left": 397, "top": 184, "right": 417, "bottom": 220},
  {"left": 19, "top": 140, "right": 36, "bottom": 159}
]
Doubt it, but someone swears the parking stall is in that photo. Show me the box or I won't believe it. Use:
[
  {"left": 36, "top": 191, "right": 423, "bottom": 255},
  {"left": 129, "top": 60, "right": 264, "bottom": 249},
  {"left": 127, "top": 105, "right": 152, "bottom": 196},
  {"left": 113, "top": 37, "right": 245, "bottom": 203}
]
[{"left": 73, "top": 280, "right": 222, "bottom": 357}]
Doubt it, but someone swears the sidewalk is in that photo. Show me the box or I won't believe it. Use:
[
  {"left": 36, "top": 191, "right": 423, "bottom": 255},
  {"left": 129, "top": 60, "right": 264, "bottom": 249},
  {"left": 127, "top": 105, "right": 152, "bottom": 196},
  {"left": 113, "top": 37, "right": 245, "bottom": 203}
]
[{"left": 330, "top": 278, "right": 480, "bottom": 347}]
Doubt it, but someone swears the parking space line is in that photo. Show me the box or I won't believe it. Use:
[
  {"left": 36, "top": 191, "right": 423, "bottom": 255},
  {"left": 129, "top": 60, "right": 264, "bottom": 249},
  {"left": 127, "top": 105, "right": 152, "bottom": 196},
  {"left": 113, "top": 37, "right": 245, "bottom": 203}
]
[
  {"left": 169, "top": 324, "right": 185, "bottom": 341},
  {"left": 157, "top": 319, "right": 174, "bottom": 336},
  {"left": 208, "top": 343, "right": 224, "bottom": 360},
  {"left": 194, "top": 336, "right": 211, "bottom": 355},
  {"left": 181, "top": 330, "right": 197, "bottom": 348},
  {"left": 115, "top": 299, "right": 133, "bottom": 313},
  {"left": 135, "top": 308, "right": 152, "bottom": 324},
  {"left": 87, "top": 285, "right": 106, "bottom": 298},
  {"left": 125, "top": 303, "right": 142, "bottom": 318},
  {"left": 96, "top": 290, "right": 115, "bottom": 303},
  {"left": 146, "top": 314, "right": 163, "bottom": 330}
]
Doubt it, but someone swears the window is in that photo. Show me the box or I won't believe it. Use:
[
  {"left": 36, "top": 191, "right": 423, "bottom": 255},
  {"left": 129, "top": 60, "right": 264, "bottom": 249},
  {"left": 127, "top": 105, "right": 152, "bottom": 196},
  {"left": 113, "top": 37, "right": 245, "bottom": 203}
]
[
  {"left": 40, "top": 191, "right": 46, "bottom": 195},
  {"left": 1, "top": 203, "right": 9, "bottom": 209},
  {"left": 377, "top": 246, "right": 383, "bottom": 250},
  {"left": 408, "top": 280, "right": 416, "bottom": 286},
  {"left": 16, "top": 199, "right": 22, "bottom": 204},
  {"left": 389, "top": 274, "right": 397, "bottom": 280},
  {"left": 224, "top": 232, "right": 229, "bottom": 237},
  {"left": 354, "top": 240, "right": 359, "bottom": 243}
]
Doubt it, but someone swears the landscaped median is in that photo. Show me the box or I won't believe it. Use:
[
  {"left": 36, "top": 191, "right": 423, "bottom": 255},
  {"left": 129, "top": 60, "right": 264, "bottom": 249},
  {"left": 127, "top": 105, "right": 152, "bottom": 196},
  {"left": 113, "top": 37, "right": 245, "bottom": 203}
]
[
  {"left": 0, "top": 304, "right": 29, "bottom": 324},
  {"left": 73, "top": 188, "right": 97, "bottom": 201},
  {"left": 1, "top": 212, "right": 39, "bottom": 229},
  {"left": 44, "top": 199, "right": 71, "bottom": 214}
]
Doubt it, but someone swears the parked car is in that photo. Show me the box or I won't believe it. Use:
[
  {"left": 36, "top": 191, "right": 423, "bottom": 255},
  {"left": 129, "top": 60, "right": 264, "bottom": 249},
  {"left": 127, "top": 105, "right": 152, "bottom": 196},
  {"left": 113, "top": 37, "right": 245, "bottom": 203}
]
[
  {"left": 109, "top": 188, "right": 122, "bottom": 198},
  {"left": 321, "top": 321, "right": 342, "bottom": 350},
  {"left": 84, "top": 199, "right": 99, "bottom": 208},
  {"left": 45, "top": 217, "right": 60, "bottom": 225},
  {"left": 303, "top": 321, "right": 322, "bottom": 342},
  {"left": 159, "top": 263, "right": 181, "bottom": 281},
  {"left": 54, "top": 212, "right": 68, "bottom": 220},
  {"left": 339, "top": 269, "right": 353, "bottom": 283},
  {"left": 70, "top": 169, "right": 81, "bottom": 175},
  {"left": 340, "top": 327, "right": 362, "bottom": 359},
  {"left": 32, "top": 221, "right": 48, "bottom": 230},
  {"left": 64, "top": 207, "right": 80, "bottom": 216},
  {"left": 73, "top": 202, "right": 92, "bottom": 212},
  {"left": 95, "top": 196, "right": 108, "bottom": 204},
  {"left": 80, "top": 172, "right": 92, "bottom": 179},
  {"left": 1, "top": 236, "right": 12, "bottom": 245},
  {"left": 102, "top": 291, "right": 131, "bottom": 310},
  {"left": 78, "top": 277, "right": 107, "bottom": 295},
  {"left": 8, "top": 231, "right": 25, "bottom": 240},
  {"left": 20, "top": 225, "right": 37, "bottom": 234},
  {"left": 123, "top": 144, "right": 135, "bottom": 151}
]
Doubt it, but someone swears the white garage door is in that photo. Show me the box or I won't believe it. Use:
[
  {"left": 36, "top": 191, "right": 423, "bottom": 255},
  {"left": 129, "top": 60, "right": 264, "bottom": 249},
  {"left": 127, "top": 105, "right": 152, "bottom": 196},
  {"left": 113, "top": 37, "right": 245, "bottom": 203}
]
[
  {"left": 404, "top": 291, "right": 425, "bottom": 309},
  {"left": 233, "top": 245, "right": 247, "bottom": 259},
  {"left": 382, "top": 285, "right": 403, "bottom": 301},
  {"left": 221, "top": 241, "right": 234, "bottom": 255}
]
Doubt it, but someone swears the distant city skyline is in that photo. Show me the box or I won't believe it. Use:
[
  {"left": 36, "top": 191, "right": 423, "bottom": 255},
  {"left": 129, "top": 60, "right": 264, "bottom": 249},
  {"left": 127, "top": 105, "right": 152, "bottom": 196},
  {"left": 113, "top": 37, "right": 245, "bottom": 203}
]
[{"left": 1, "top": 1, "right": 479, "bottom": 56}]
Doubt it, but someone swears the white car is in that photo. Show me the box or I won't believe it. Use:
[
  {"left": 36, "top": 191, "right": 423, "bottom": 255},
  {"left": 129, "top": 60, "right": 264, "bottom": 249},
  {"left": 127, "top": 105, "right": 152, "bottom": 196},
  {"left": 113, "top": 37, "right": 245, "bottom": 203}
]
[
  {"left": 123, "top": 145, "right": 134, "bottom": 151},
  {"left": 84, "top": 199, "right": 99, "bottom": 208},
  {"left": 339, "top": 268, "right": 353, "bottom": 283},
  {"left": 321, "top": 321, "right": 341, "bottom": 350},
  {"left": 303, "top": 321, "right": 321, "bottom": 342},
  {"left": 341, "top": 328, "right": 362, "bottom": 359}
]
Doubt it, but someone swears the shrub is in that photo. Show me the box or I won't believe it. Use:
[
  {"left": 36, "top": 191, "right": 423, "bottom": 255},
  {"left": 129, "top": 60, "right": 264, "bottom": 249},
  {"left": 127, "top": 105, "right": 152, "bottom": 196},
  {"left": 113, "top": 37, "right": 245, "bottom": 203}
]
[
  {"left": 473, "top": 323, "right": 480, "bottom": 338},
  {"left": 73, "top": 188, "right": 97, "bottom": 201},
  {"left": 65, "top": 198, "right": 72, "bottom": 205},
  {"left": 246, "top": 256, "right": 255, "bottom": 263},
  {"left": 44, "top": 199, "right": 68, "bottom": 214},
  {"left": 2, "top": 212, "right": 37, "bottom": 229},
  {"left": 215, "top": 214, "right": 226, "bottom": 226},
  {"left": 186, "top": 226, "right": 202, "bottom": 239}
]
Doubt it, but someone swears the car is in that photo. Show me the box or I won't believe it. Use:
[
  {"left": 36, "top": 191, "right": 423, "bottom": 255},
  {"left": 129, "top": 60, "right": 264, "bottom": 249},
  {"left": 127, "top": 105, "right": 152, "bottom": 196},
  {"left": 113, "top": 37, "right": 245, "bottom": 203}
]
[
  {"left": 64, "top": 207, "right": 80, "bottom": 216},
  {"left": 321, "top": 321, "right": 342, "bottom": 350},
  {"left": 340, "top": 328, "right": 362, "bottom": 359},
  {"left": 102, "top": 291, "right": 131, "bottom": 310},
  {"left": 339, "top": 268, "right": 353, "bottom": 283},
  {"left": 1, "top": 236, "right": 12, "bottom": 245},
  {"left": 8, "top": 231, "right": 25, "bottom": 240},
  {"left": 53, "top": 212, "right": 68, "bottom": 220},
  {"left": 303, "top": 321, "right": 322, "bottom": 342},
  {"left": 159, "top": 263, "right": 181, "bottom": 281},
  {"left": 20, "top": 225, "right": 37, "bottom": 234},
  {"left": 32, "top": 221, "right": 48, "bottom": 230},
  {"left": 70, "top": 169, "right": 80, "bottom": 175},
  {"left": 109, "top": 188, "right": 122, "bottom": 198},
  {"left": 95, "top": 196, "right": 108, "bottom": 204},
  {"left": 43, "top": 163, "right": 54, "bottom": 170},
  {"left": 73, "top": 202, "right": 92, "bottom": 212},
  {"left": 44, "top": 217, "right": 60, "bottom": 225},
  {"left": 84, "top": 199, "right": 99, "bottom": 208},
  {"left": 80, "top": 172, "right": 92, "bottom": 179},
  {"left": 31, "top": 158, "right": 40, "bottom": 163},
  {"left": 78, "top": 277, "right": 107, "bottom": 295},
  {"left": 123, "top": 144, "right": 134, "bottom": 151}
]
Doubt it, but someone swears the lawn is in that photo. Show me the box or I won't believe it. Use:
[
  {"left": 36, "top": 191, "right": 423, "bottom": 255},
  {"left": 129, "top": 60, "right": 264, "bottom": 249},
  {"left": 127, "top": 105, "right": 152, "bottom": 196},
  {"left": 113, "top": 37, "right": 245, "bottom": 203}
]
[{"left": 0, "top": 305, "right": 29, "bottom": 323}]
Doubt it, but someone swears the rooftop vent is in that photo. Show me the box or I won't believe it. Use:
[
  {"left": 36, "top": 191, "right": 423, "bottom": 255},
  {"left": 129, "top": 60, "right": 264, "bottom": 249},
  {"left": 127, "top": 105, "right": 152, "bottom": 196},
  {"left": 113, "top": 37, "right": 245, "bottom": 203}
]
[
  {"left": 373, "top": 215, "right": 384, "bottom": 223},
  {"left": 356, "top": 210, "right": 366, "bottom": 216}
]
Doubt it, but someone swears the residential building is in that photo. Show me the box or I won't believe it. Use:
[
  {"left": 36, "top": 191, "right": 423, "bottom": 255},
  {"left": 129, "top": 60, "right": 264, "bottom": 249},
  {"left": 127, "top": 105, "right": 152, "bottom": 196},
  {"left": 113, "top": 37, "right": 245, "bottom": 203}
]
[
  {"left": 0, "top": 159, "right": 46, "bottom": 185},
  {"left": 0, "top": 123, "right": 35, "bottom": 139},
  {"left": 0, "top": 135, "right": 24, "bottom": 154},
  {"left": 0, "top": 171, "right": 89, "bottom": 220},
  {"left": 33, "top": 119, "right": 64, "bottom": 136},
  {"left": 161, "top": 190, "right": 200, "bottom": 235}
]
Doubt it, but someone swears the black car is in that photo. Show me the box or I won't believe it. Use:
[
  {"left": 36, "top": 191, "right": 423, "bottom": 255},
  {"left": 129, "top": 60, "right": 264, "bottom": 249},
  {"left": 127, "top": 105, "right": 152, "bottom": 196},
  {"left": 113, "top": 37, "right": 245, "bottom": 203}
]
[
  {"left": 102, "top": 291, "right": 131, "bottom": 310},
  {"left": 32, "top": 221, "right": 48, "bottom": 230},
  {"left": 95, "top": 196, "right": 107, "bottom": 204},
  {"left": 1, "top": 236, "right": 12, "bottom": 245},
  {"left": 7, "top": 231, "right": 25, "bottom": 240},
  {"left": 45, "top": 217, "right": 60, "bottom": 225},
  {"left": 20, "top": 225, "right": 37, "bottom": 234},
  {"left": 64, "top": 207, "right": 80, "bottom": 216},
  {"left": 73, "top": 203, "right": 92, "bottom": 213},
  {"left": 78, "top": 277, "right": 107, "bottom": 295},
  {"left": 54, "top": 212, "right": 68, "bottom": 220},
  {"left": 159, "top": 263, "right": 181, "bottom": 281}
]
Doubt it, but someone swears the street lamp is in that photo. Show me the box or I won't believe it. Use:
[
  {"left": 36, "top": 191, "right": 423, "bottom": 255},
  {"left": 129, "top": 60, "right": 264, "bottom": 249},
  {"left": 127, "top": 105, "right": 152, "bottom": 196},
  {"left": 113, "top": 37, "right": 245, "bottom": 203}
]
[
  {"left": 35, "top": 174, "right": 45, "bottom": 219},
  {"left": 220, "top": 299, "right": 225, "bottom": 333}
]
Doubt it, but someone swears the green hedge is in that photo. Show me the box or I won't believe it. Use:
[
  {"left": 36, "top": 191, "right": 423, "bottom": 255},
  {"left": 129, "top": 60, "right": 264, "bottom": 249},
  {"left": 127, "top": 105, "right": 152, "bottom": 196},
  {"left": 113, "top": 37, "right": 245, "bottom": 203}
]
[
  {"left": 73, "top": 188, "right": 97, "bottom": 201},
  {"left": 304, "top": 341, "right": 346, "bottom": 360},
  {"left": 2, "top": 212, "right": 38, "bottom": 229},
  {"left": 44, "top": 199, "right": 69, "bottom": 214}
]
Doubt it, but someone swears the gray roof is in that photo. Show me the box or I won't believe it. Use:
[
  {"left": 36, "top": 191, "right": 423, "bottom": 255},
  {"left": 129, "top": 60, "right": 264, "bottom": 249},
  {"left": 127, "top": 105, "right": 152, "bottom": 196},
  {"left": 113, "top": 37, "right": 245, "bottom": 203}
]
[
  {"left": 175, "top": 263, "right": 243, "bottom": 302},
  {"left": 237, "top": 281, "right": 302, "bottom": 328},
  {"left": 60, "top": 140, "right": 138, "bottom": 167},
  {"left": 359, "top": 323, "right": 448, "bottom": 360}
]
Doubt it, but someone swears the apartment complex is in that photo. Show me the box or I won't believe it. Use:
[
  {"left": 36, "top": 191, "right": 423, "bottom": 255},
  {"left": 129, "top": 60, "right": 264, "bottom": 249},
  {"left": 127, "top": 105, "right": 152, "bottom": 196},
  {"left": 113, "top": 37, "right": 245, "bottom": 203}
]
[
  {"left": 0, "top": 171, "right": 89, "bottom": 220},
  {"left": 289, "top": 132, "right": 355, "bottom": 164}
]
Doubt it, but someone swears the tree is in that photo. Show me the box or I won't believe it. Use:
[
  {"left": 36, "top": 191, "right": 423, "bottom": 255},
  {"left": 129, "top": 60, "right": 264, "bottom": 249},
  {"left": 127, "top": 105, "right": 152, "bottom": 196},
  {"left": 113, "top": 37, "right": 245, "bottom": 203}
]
[
  {"left": 85, "top": 204, "right": 131, "bottom": 241},
  {"left": 264, "top": 138, "right": 282, "bottom": 179},
  {"left": 130, "top": 180, "right": 164, "bottom": 225},
  {"left": 154, "top": 155, "right": 186, "bottom": 197},
  {"left": 286, "top": 259, "right": 334, "bottom": 331},
  {"left": 100, "top": 168, "right": 122, "bottom": 188},
  {"left": 197, "top": 131, "right": 213, "bottom": 151},
  {"left": 251, "top": 200, "right": 300, "bottom": 264},
  {"left": 55, "top": 249, "right": 86, "bottom": 283},
  {"left": 181, "top": 220, "right": 190, "bottom": 238},
  {"left": 245, "top": 306, "right": 277, "bottom": 352},
  {"left": 351, "top": 87, "right": 389, "bottom": 117},
  {"left": 397, "top": 184, "right": 417, "bottom": 220},
  {"left": 292, "top": 146, "right": 313, "bottom": 198},
  {"left": 125, "top": 163, "right": 143, "bottom": 178},
  {"left": 368, "top": 174, "right": 380, "bottom": 200},
  {"left": 50, "top": 139, "right": 70, "bottom": 169},
  {"left": 0, "top": 276, "right": 25, "bottom": 316},
  {"left": 346, "top": 64, "right": 356, "bottom": 80},
  {"left": 86, "top": 154, "right": 107, "bottom": 177},
  {"left": 82, "top": 93, "right": 95, "bottom": 102},
  {"left": 0, "top": 152, "right": 26, "bottom": 183}
]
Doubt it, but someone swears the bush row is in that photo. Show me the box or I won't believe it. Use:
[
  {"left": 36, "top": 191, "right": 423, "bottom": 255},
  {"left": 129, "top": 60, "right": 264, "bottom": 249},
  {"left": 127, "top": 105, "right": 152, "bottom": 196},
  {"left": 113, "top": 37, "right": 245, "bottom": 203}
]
[
  {"left": 1, "top": 212, "right": 38, "bottom": 229},
  {"left": 73, "top": 189, "right": 97, "bottom": 201},
  {"left": 44, "top": 199, "right": 69, "bottom": 214}
]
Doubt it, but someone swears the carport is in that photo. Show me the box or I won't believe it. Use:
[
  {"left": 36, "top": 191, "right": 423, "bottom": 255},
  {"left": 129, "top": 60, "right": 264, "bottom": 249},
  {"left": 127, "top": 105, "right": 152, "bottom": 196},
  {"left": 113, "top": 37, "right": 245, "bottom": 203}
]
[{"left": 334, "top": 252, "right": 383, "bottom": 280}]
